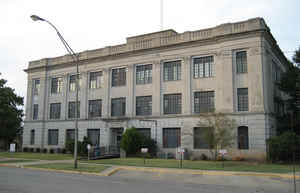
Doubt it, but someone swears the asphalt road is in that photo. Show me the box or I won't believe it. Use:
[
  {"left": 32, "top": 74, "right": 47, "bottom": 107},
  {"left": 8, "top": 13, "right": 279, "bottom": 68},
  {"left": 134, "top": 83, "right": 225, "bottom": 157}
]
[{"left": 0, "top": 167, "right": 298, "bottom": 193}]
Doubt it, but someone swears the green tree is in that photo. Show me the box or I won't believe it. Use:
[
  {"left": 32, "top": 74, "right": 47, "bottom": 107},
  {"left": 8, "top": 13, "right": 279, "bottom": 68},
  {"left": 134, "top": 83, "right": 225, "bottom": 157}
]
[
  {"left": 197, "top": 112, "right": 236, "bottom": 160},
  {"left": 120, "top": 127, "right": 143, "bottom": 155},
  {"left": 0, "top": 76, "right": 23, "bottom": 149}
]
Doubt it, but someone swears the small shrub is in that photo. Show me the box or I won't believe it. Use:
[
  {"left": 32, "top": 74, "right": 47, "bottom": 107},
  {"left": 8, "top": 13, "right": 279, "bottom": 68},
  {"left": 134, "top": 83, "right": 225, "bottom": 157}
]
[
  {"left": 216, "top": 155, "right": 226, "bottom": 161},
  {"left": 200, "top": 153, "right": 208, "bottom": 161},
  {"left": 29, "top": 148, "right": 34, "bottom": 152},
  {"left": 61, "top": 148, "right": 67, "bottom": 154},
  {"left": 42, "top": 148, "right": 48, "bottom": 153},
  {"left": 23, "top": 147, "right": 28, "bottom": 152},
  {"left": 35, "top": 148, "right": 41, "bottom": 153},
  {"left": 141, "top": 137, "right": 157, "bottom": 157},
  {"left": 120, "top": 128, "right": 143, "bottom": 155},
  {"left": 232, "top": 156, "right": 245, "bottom": 161},
  {"left": 56, "top": 148, "right": 61, "bottom": 154}
]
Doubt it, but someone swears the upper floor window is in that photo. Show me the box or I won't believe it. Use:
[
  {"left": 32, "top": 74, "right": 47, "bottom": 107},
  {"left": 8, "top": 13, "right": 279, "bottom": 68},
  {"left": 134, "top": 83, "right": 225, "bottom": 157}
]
[
  {"left": 237, "top": 88, "right": 248, "bottom": 111},
  {"left": 90, "top": 71, "right": 103, "bottom": 89},
  {"left": 193, "top": 56, "right": 214, "bottom": 78},
  {"left": 33, "top": 79, "right": 40, "bottom": 95},
  {"left": 111, "top": 97, "right": 126, "bottom": 116},
  {"left": 236, "top": 51, "right": 247, "bottom": 73},
  {"left": 136, "top": 96, "right": 152, "bottom": 116},
  {"left": 49, "top": 103, "right": 61, "bottom": 119},
  {"left": 88, "top": 99, "right": 102, "bottom": 118},
  {"left": 136, "top": 64, "right": 152, "bottom": 84},
  {"left": 51, "top": 77, "right": 63, "bottom": 94},
  {"left": 33, "top": 104, "right": 38, "bottom": 120},
  {"left": 112, "top": 68, "right": 126, "bottom": 87},
  {"left": 194, "top": 91, "right": 215, "bottom": 113},
  {"left": 163, "top": 94, "right": 182, "bottom": 114},
  {"left": 163, "top": 60, "right": 181, "bottom": 81},
  {"left": 69, "top": 74, "right": 82, "bottom": 92},
  {"left": 68, "top": 101, "right": 80, "bottom": 119}
]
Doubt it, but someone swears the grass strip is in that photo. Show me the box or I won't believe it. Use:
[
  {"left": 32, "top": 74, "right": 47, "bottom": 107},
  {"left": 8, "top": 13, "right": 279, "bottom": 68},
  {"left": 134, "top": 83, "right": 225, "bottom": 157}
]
[
  {"left": 0, "top": 152, "right": 73, "bottom": 160},
  {"left": 83, "top": 158, "right": 300, "bottom": 174},
  {"left": 26, "top": 163, "right": 109, "bottom": 173},
  {"left": 0, "top": 159, "right": 35, "bottom": 164}
]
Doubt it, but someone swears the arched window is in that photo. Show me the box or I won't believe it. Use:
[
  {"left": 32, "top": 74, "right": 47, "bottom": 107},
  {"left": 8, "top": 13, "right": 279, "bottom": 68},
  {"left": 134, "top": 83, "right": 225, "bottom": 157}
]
[{"left": 238, "top": 126, "right": 249, "bottom": 149}]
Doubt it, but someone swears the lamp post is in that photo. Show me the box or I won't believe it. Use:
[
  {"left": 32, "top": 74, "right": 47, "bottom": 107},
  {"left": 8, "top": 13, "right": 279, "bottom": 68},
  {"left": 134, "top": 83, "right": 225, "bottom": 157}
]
[{"left": 30, "top": 15, "right": 79, "bottom": 169}]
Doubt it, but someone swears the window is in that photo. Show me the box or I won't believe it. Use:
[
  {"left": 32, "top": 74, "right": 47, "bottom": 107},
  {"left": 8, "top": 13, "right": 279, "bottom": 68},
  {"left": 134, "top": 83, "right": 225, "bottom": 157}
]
[
  {"left": 136, "top": 64, "right": 152, "bottom": 84},
  {"left": 236, "top": 51, "right": 247, "bottom": 73},
  {"left": 88, "top": 100, "right": 102, "bottom": 118},
  {"left": 193, "top": 56, "right": 214, "bottom": 78},
  {"left": 33, "top": 79, "right": 40, "bottom": 95},
  {"left": 48, "top": 129, "right": 58, "bottom": 145},
  {"left": 49, "top": 103, "right": 61, "bottom": 119},
  {"left": 30, "top": 129, "right": 35, "bottom": 145},
  {"left": 112, "top": 68, "right": 126, "bottom": 87},
  {"left": 66, "top": 129, "right": 75, "bottom": 142},
  {"left": 163, "top": 60, "right": 181, "bottom": 81},
  {"left": 194, "top": 91, "right": 214, "bottom": 113},
  {"left": 137, "top": 128, "right": 151, "bottom": 139},
  {"left": 68, "top": 101, "right": 80, "bottom": 119},
  {"left": 163, "top": 128, "right": 181, "bottom": 148},
  {"left": 111, "top": 97, "right": 126, "bottom": 116},
  {"left": 238, "top": 126, "right": 249, "bottom": 149},
  {"left": 163, "top": 94, "right": 181, "bottom": 114},
  {"left": 51, "top": 77, "right": 63, "bottom": 94},
  {"left": 237, "top": 88, "right": 248, "bottom": 111},
  {"left": 193, "top": 127, "right": 210, "bottom": 149},
  {"left": 87, "top": 129, "right": 100, "bottom": 146},
  {"left": 69, "top": 74, "right": 81, "bottom": 91},
  {"left": 136, "top": 96, "right": 152, "bottom": 116},
  {"left": 33, "top": 104, "right": 38, "bottom": 120},
  {"left": 90, "top": 71, "right": 103, "bottom": 89}
]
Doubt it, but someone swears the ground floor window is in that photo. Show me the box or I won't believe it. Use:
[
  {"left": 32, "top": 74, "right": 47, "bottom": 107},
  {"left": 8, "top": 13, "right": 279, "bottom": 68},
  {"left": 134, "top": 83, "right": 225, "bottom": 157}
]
[
  {"left": 137, "top": 128, "right": 151, "bottom": 139},
  {"left": 48, "top": 129, "right": 58, "bottom": 145},
  {"left": 163, "top": 128, "right": 181, "bottom": 148},
  {"left": 193, "top": 127, "right": 210, "bottom": 149},
  {"left": 87, "top": 129, "right": 100, "bottom": 147},
  {"left": 238, "top": 126, "right": 249, "bottom": 149},
  {"left": 66, "top": 129, "right": 75, "bottom": 142},
  {"left": 30, "top": 129, "right": 35, "bottom": 145}
]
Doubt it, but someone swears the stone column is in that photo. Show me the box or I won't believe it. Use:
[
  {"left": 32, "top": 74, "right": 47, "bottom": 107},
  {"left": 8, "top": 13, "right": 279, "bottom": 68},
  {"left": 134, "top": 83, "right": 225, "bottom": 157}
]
[
  {"left": 152, "top": 60, "right": 161, "bottom": 116},
  {"left": 182, "top": 56, "right": 191, "bottom": 115}
]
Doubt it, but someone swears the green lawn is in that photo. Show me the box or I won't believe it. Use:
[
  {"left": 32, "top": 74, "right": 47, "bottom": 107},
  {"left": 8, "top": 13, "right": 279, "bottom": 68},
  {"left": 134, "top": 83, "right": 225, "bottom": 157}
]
[
  {"left": 82, "top": 158, "right": 300, "bottom": 173},
  {"left": 26, "top": 163, "right": 109, "bottom": 173},
  {"left": 0, "top": 159, "right": 35, "bottom": 164},
  {"left": 0, "top": 152, "right": 73, "bottom": 160}
]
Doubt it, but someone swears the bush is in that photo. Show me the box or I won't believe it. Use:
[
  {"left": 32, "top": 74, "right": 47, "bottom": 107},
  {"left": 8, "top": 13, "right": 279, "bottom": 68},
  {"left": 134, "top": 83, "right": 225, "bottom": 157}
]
[
  {"left": 42, "top": 148, "right": 48, "bottom": 153},
  {"left": 65, "top": 137, "right": 91, "bottom": 156},
  {"left": 200, "top": 153, "right": 208, "bottom": 161},
  {"left": 49, "top": 148, "right": 55, "bottom": 154},
  {"left": 232, "top": 156, "right": 245, "bottom": 161},
  {"left": 29, "top": 148, "right": 34, "bottom": 152},
  {"left": 141, "top": 137, "right": 157, "bottom": 157},
  {"left": 23, "top": 147, "right": 28, "bottom": 152},
  {"left": 267, "top": 131, "right": 300, "bottom": 162},
  {"left": 35, "top": 148, "right": 41, "bottom": 153},
  {"left": 56, "top": 148, "right": 61, "bottom": 154},
  {"left": 120, "top": 128, "right": 143, "bottom": 155},
  {"left": 61, "top": 148, "right": 67, "bottom": 154}
]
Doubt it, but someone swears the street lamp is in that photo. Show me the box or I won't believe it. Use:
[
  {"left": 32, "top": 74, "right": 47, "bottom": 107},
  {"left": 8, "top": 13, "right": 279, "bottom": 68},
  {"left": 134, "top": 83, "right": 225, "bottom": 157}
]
[{"left": 30, "top": 15, "right": 80, "bottom": 169}]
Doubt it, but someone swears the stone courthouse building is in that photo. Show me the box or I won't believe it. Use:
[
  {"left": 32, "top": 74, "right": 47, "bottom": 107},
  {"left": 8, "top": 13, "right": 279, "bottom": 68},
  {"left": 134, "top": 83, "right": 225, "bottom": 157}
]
[{"left": 23, "top": 18, "right": 288, "bottom": 159}]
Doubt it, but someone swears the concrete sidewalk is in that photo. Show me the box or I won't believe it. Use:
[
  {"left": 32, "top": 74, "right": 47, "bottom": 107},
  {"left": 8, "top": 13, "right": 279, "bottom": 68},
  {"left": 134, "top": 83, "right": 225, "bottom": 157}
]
[{"left": 1, "top": 159, "right": 299, "bottom": 179}]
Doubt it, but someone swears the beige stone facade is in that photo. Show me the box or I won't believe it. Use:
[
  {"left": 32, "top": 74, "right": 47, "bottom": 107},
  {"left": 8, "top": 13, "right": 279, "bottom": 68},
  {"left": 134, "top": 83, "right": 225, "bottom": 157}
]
[{"left": 23, "top": 17, "right": 288, "bottom": 160}]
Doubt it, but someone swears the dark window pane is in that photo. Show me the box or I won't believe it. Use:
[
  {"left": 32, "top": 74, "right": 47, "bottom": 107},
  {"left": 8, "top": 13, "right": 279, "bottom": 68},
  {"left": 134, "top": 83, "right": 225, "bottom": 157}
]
[
  {"left": 136, "top": 64, "right": 152, "bottom": 84},
  {"left": 163, "top": 61, "right": 181, "bottom": 81},
  {"left": 194, "top": 91, "right": 215, "bottom": 113},
  {"left": 88, "top": 100, "right": 102, "bottom": 118},
  {"left": 68, "top": 101, "right": 80, "bottom": 119},
  {"left": 236, "top": 51, "right": 247, "bottom": 73},
  {"left": 111, "top": 97, "right": 126, "bottom": 116},
  {"left": 90, "top": 71, "right": 103, "bottom": 89},
  {"left": 33, "top": 104, "right": 38, "bottom": 120},
  {"left": 112, "top": 68, "right": 126, "bottom": 87},
  {"left": 30, "top": 129, "right": 35, "bottom": 145},
  {"left": 163, "top": 128, "right": 181, "bottom": 148},
  {"left": 69, "top": 74, "right": 81, "bottom": 91},
  {"left": 66, "top": 129, "right": 75, "bottom": 142},
  {"left": 238, "top": 126, "right": 249, "bottom": 149},
  {"left": 50, "top": 103, "right": 61, "bottom": 119},
  {"left": 193, "top": 56, "right": 214, "bottom": 78},
  {"left": 136, "top": 96, "right": 152, "bottom": 116},
  {"left": 48, "top": 129, "right": 58, "bottom": 145},
  {"left": 51, "top": 77, "right": 63, "bottom": 94},
  {"left": 87, "top": 129, "right": 100, "bottom": 147},
  {"left": 33, "top": 79, "right": 40, "bottom": 95},
  {"left": 163, "top": 94, "right": 181, "bottom": 114},
  {"left": 193, "top": 127, "right": 210, "bottom": 149},
  {"left": 237, "top": 88, "right": 248, "bottom": 111}
]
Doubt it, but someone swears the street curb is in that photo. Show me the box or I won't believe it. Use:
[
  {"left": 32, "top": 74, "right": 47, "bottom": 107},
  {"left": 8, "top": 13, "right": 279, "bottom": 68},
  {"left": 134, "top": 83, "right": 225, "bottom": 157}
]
[{"left": 118, "top": 166, "right": 300, "bottom": 179}]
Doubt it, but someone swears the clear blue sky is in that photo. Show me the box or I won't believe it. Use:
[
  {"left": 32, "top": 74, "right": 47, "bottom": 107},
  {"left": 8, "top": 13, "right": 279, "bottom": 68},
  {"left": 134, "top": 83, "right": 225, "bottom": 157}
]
[{"left": 0, "top": 0, "right": 299, "bottom": 109}]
